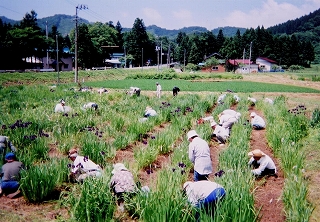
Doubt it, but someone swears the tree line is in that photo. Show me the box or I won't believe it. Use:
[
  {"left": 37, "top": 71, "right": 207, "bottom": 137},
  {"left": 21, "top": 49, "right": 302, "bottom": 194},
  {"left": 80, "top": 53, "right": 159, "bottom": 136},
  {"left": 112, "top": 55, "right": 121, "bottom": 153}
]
[{"left": 0, "top": 10, "right": 315, "bottom": 70}]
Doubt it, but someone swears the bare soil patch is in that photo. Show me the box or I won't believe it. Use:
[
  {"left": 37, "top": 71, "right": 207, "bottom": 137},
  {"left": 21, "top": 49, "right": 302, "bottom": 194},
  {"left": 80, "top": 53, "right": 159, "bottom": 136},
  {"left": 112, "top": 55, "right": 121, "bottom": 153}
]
[{"left": 249, "top": 108, "right": 285, "bottom": 222}]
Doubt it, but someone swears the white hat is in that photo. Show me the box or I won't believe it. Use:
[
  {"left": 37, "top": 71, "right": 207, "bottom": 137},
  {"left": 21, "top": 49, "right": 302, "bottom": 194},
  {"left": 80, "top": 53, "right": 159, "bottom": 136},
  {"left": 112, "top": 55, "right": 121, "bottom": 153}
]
[
  {"left": 112, "top": 163, "right": 128, "bottom": 174},
  {"left": 145, "top": 106, "right": 152, "bottom": 111},
  {"left": 248, "top": 149, "right": 266, "bottom": 157},
  {"left": 250, "top": 112, "right": 256, "bottom": 117},
  {"left": 183, "top": 181, "right": 193, "bottom": 190},
  {"left": 210, "top": 121, "right": 217, "bottom": 127},
  {"left": 187, "top": 130, "right": 198, "bottom": 140}
]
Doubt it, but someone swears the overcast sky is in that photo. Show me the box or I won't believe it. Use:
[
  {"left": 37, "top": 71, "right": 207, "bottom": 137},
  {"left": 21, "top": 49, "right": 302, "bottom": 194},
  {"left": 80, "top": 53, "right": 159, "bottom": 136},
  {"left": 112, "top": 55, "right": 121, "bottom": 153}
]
[{"left": 1, "top": 0, "right": 320, "bottom": 30}]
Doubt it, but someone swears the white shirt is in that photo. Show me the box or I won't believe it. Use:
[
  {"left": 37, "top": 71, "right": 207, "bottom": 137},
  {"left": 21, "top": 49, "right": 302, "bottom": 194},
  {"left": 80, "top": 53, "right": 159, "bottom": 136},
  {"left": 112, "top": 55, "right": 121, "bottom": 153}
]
[
  {"left": 188, "top": 137, "right": 213, "bottom": 175},
  {"left": 217, "top": 94, "right": 226, "bottom": 104},
  {"left": 248, "top": 155, "right": 277, "bottom": 175},
  {"left": 145, "top": 109, "right": 157, "bottom": 117},
  {"left": 251, "top": 115, "right": 266, "bottom": 128},
  {"left": 83, "top": 102, "right": 97, "bottom": 109},
  {"left": 156, "top": 84, "right": 161, "bottom": 92},
  {"left": 219, "top": 114, "right": 238, "bottom": 128},
  {"left": 185, "top": 181, "right": 223, "bottom": 206},
  {"left": 129, "top": 87, "right": 140, "bottom": 96},
  {"left": 213, "top": 125, "right": 230, "bottom": 139},
  {"left": 222, "top": 109, "right": 241, "bottom": 120},
  {"left": 55, "top": 103, "right": 64, "bottom": 113},
  {"left": 71, "top": 155, "right": 100, "bottom": 174}
]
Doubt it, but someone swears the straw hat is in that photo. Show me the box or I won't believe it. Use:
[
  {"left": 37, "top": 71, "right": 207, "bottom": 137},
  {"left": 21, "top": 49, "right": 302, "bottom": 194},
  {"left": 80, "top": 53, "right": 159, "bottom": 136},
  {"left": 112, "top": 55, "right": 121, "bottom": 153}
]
[
  {"left": 112, "top": 163, "right": 128, "bottom": 174},
  {"left": 250, "top": 112, "right": 256, "bottom": 117},
  {"left": 248, "top": 149, "right": 266, "bottom": 157},
  {"left": 145, "top": 106, "right": 152, "bottom": 111},
  {"left": 187, "top": 130, "right": 198, "bottom": 140}
]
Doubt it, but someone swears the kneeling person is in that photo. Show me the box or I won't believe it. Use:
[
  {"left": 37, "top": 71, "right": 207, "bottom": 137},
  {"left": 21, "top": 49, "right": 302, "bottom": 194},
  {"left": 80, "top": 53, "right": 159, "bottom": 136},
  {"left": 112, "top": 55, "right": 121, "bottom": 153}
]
[{"left": 248, "top": 149, "right": 277, "bottom": 177}]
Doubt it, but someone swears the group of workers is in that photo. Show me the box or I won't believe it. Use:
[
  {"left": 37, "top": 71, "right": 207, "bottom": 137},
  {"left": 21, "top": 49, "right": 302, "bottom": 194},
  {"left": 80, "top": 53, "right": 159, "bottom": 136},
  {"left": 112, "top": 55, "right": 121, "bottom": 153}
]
[
  {"left": 54, "top": 99, "right": 99, "bottom": 114},
  {"left": 128, "top": 82, "right": 180, "bottom": 98},
  {"left": 1, "top": 86, "right": 276, "bottom": 221}
]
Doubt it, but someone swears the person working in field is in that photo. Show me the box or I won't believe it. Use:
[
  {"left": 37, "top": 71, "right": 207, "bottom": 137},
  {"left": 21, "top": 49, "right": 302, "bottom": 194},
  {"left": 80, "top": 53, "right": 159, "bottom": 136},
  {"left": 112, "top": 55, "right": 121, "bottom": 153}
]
[
  {"left": 54, "top": 99, "right": 72, "bottom": 113},
  {"left": 248, "top": 149, "right": 277, "bottom": 178},
  {"left": 183, "top": 180, "right": 226, "bottom": 221},
  {"left": 82, "top": 102, "right": 99, "bottom": 110},
  {"left": 127, "top": 87, "right": 141, "bottom": 96},
  {"left": 250, "top": 112, "right": 266, "bottom": 130},
  {"left": 187, "top": 130, "right": 213, "bottom": 181},
  {"left": 156, "top": 82, "right": 162, "bottom": 98},
  {"left": 210, "top": 121, "right": 229, "bottom": 146},
  {"left": 0, "top": 136, "right": 17, "bottom": 163},
  {"left": 144, "top": 106, "right": 157, "bottom": 117},
  {"left": 68, "top": 148, "right": 102, "bottom": 182},
  {"left": 110, "top": 163, "right": 137, "bottom": 211},
  {"left": 172, "top": 86, "right": 180, "bottom": 96},
  {"left": 218, "top": 112, "right": 239, "bottom": 130},
  {"left": 0, "top": 152, "right": 24, "bottom": 198}
]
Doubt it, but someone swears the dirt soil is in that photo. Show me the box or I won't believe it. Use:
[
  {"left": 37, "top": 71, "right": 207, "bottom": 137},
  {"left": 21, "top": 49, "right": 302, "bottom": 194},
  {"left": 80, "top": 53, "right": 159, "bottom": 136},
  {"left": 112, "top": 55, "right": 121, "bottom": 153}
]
[
  {"left": 249, "top": 108, "right": 285, "bottom": 222},
  {"left": 1, "top": 74, "right": 319, "bottom": 221}
]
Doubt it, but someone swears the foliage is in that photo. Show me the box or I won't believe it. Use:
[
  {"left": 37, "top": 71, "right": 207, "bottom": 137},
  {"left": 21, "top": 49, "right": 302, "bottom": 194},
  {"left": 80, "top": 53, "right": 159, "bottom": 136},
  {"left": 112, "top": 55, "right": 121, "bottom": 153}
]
[{"left": 61, "top": 177, "right": 116, "bottom": 222}]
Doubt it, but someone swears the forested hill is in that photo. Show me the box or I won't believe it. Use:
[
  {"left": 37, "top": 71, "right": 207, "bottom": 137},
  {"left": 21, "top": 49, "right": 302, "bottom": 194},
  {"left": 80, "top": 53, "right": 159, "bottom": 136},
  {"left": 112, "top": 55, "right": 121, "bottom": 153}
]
[
  {"left": 267, "top": 8, "right": 320, "bottom": 35},
  {"left": 1, "top": 14, "right": 245, "bottom": 38}
]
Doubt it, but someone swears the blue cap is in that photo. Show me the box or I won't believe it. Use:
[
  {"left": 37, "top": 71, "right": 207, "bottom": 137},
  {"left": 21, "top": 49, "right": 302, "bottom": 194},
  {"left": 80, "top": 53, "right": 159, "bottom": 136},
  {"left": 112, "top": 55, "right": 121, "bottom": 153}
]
[{"left": 5, "top": 152, "right": 15, "bottom": 160}]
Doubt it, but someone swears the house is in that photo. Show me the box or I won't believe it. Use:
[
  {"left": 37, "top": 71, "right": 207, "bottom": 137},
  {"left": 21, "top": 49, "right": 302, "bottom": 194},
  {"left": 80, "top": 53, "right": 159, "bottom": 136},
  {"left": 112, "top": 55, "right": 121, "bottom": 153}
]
[
  {"left": 105, "top": 52, "right": 124, "bottom": 68},
  {"left": 256, "top": 57, "right": 277, "bottom": 72},
  {"left": 200, "top": 53, "right": 226, "bottom": 72},
  {"left": 227, "top": 59, "right": 259, "bottom": 74}
]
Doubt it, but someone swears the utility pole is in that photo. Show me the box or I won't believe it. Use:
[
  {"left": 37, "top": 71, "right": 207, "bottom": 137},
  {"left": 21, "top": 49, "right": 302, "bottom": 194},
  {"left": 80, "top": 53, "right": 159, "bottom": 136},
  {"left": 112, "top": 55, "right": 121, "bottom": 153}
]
[
  {"left": 56, "top": 35, "right": 59, "bottom": 85},
  {"left": 249, "top": 41, "right": 253, "bottom": 74},
  {"left": 124, "top": 46, "right": 126, "bottom": 68},
  {"left": 46, "top": 21, "right": 48, "bottom": 69},
  {"left": 160, "top": 41, "right": 162, "bottom": 70},
  {"left": 74, "top": 4, "right": 88, "bottom": 83},
  {"left": 184, "top": 49, "right": 186, "bottom": 72}
]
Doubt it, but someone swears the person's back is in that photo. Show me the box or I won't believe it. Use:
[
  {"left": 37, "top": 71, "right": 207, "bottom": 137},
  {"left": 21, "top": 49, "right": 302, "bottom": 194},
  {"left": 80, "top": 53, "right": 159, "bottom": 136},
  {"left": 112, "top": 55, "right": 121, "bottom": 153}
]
[{"left": 2, "top": 161, "right": 23, "bottom": 181}]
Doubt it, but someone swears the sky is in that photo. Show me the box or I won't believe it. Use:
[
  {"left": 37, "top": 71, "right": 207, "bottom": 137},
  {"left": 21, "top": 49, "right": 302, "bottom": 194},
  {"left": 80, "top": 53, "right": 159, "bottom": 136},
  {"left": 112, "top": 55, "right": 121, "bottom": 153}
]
[{"left": 1, "top": 0, "right": 320, "bottom": 30}]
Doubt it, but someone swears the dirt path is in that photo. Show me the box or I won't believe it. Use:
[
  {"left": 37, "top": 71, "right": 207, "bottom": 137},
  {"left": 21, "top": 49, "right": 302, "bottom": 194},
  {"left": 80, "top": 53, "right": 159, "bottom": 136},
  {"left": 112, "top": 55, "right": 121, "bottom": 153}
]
[{"left": 249, "top": 108, "right": 285, "bottom": 222}]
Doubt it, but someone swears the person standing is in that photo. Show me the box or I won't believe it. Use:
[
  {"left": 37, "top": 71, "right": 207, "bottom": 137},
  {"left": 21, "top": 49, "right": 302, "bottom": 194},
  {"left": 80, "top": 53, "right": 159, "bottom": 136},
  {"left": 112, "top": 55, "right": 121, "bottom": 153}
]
[
  {"left": 250, "top": 112, "right": 266, "bottom": 130},
  {"left": 248, "top": 149, "right": 277, "bottom": 177},
  {"left": 172, "top": 86, "right": 180, "bottom": 96},
  {"left": 68, "top": 148, "right": 102, "bottom": 182},
  {"left": 0, "top": 153, "right": 24, "bottom": 198},
  {"left": 187, "top": 130, "right": 213, "bottom": 181},
  {"left": 156, "top": 82, "right": 162, "bottom": 98}
]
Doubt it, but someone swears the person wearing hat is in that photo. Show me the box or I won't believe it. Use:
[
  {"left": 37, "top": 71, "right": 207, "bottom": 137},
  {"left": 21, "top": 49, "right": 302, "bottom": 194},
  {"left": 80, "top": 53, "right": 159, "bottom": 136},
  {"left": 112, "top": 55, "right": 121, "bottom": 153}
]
[
  {"left": 0, "top": 136, "right": 17, "bottom": 162},
  {"left": 172, "top": 86, "right": 180, "bottom": 96},
  {"left": 217, "top": 94, "right": 226, "bottom": 105},
  {"left": 68, "top": 148, "right": 102, "bottom": 182},
  {"left": 0, "top": 152, "right": 24, "bottom": 198},
  {"left": 55, "top": 99, "right": 72, "bottom": 113},
  {"left": 183, "top": 180, "right": 226, "bottom": 221},
  {"left": 220, "top": 109, "right": 241, "bottom": 120},
  {"left": 128, "top": 87, "right": 141, "bottom": 96},
  {"left": 210, "top": 121, "right": 230, "bottom": 146},
  {"left": 250, "top": 112, "right": 266, "bottom": 130},
  {"left": 187, "top": 130, "right": 213, "bottom": 181},
  {"left": 248, "top": 149, "right": 277, "bottom": 177},
  {"left": 218, "top": 112, "right": 238, "bottom": 130},
  {"left": 82, "top": 102, "right": 98, "bottom": 111},
  {"left": 144, "top": 106, "right": 157, "bottom": 117},
  {"left": 110, "top": 163, "right": 136, "bottom": 211},
  {"left": 156, "top": 82, "right": 162, "bottom": 98}
]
